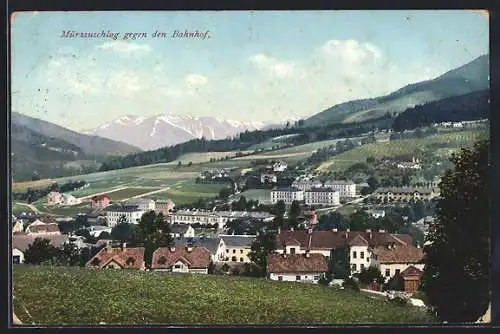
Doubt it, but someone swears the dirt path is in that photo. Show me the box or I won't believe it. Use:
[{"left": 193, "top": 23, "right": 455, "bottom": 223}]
[
  {"left": 14, "top": 202, "right": 39, "bottom": 213},
  {"left": 78, "top": 187, "right": 129, "bottom": 200}
]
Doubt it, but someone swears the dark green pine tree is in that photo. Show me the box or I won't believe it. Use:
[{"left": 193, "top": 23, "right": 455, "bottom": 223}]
[{"left": 420, "top": 140, "right": 490, "bottom": 323}]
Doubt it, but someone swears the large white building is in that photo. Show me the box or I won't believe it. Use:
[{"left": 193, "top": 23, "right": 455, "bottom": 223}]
[
  {"left": 304, "top": 187, "right": 340, "bottom": 206},
  {"left": 169, "top": 210, "right": 274, "bottom": 229},
  {"left": 105, "top": 205, "right": 147, "bottom": 227},
  {"left": 270, "top": 187, "right": 304, "bottom": 204},
  {"left": 323, "top": 180, "right": 356, "bottom": 198},
  {"left": 125, "top": 199, "right": 156, "bottom": 211}
]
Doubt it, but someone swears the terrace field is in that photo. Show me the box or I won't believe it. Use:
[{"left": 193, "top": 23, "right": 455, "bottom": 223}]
[
  {"left": 12, "top": 265, "right": 435, "bottom": 325},
  {"left": 317, "top": 130, "right": 487, "bottom": 172}
]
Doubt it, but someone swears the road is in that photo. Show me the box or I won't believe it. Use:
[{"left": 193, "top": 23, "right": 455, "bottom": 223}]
[{"left": 14, "top": 202, "right": 40, "bottom": 213}]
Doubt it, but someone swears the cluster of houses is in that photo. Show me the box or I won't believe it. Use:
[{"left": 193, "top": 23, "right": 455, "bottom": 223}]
[
  {"left": 270, "top": 178, "right": 357, "bottom": 205},
  {"left": 198, "top": 169, "right": 231, "bottom": 183},
  {"left": 47, "top": 191, "right": 82, "bottom": 206},
  {"left": 372, "top": 187, "right": 439, "bottom": 203}
]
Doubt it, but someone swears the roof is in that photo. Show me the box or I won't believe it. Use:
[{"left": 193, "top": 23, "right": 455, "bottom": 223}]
[
  {"left": 26, "top": 223, "right": 60, "bottom": 234},
  {"left": 284, "top": 238, "right": 301, "bottom": 246},
  {"left": 401, "top": 265, "right": 424, "bottom": 278},
  {"left": 86, "top": 247, "right": 145, "bottom": 269},
  {"left": 95, "top": 239, "right": 113, "bottom": 248},
  {"left": 170, "top": 224, "right": 191, "bottom": 234},
  {"left": 372, "top": 246, "right": 424, "bottom": 264},
  {"left": 151, "top": 246, "right": 211, "bottom": 269},
  {"left": 348, "top": 234, "right": 369, "bottom": 247},
  {"left": 276, "top": 230, "right": 412, "bottom": 251},
  {"left": 104, "top": 205, "right": 143, "bottom": 213},
  {"left": 12, "top": 234, "right": 69, "bottom": 252},
  {"left": 221, "top": 235, "right": 256, "bottom": 247},
  {"left": 306, "top": 187, "right": 338, "bottom": 193},
  {"left": 324, "top": 180, "right": 355, "bottom": 185},
  {"left": 174, "top": 237, "right": 220, "bottom": 254},
  {"left": 92, "top": 194, "right": 110, "bottom": 201},
  {"left": 271, "top": 187, "right": 302, "bottom": 192},
  {"left": 267, "top": 253, "right": 329, "bottom": 273}
]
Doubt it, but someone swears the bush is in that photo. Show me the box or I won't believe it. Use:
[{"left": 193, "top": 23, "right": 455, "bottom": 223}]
[
  {"left": 411, "top": 290, "right": 429, "bottom": 304},
  {"left": 318, "top": 273, "right": 332, "bottom": 286},
  {"left": 389, "top": 295, "right": 408, "bottom": 306},
  {"left": 342, "top": 277, "right": 360, "bottom": 292}
]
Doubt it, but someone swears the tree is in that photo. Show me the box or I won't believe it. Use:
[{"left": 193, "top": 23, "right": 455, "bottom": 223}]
[
  {"left": 384, "top": 272, "right": 405, "bottom": 291},
  {"left": 274, "top": 200, "right": 286, "bottom": 217},
  {"left": 132, "top": 211, "right": 174, "bottom": 268},
  {"left": 111, "top": 222, "right": 135, "bottom": 243},
  {"left": 420, "top": 140, "right": 490, "bottom": 323},
  {"left": 357, "top": 266, "right": 385, "bottom": 288},
  {"left": 287, "top": 200, "right": 302, "bottom": 228},
  {"left": 248, "top": 231, "right": 277, "bottom": 276},
  {"left": 24, "top": 238, "right": 59, "bottom": 265},
  {"left": 329, "top": 246, "right": 350, "bottom": 279},
  {"left": 56, "top": 243, "right": 80, "bottom": 266}
]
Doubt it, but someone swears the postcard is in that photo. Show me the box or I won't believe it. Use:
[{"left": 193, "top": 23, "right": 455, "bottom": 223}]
[{"left": 10, "top": 10, "right": 490, "bottom": 326}]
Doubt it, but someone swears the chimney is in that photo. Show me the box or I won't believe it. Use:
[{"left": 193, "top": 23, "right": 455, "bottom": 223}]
[
  {"left": 122, "top": 242, "right": 127, "bottom": 249},
  {"left": 187, "top": 246, "right": 193, "bottom": 252},
  {"left": 283, "top": 253, "right": 287, "bottom": 258},
  {"left": 366, "top": 229, "right": 372, "bottom": 239},
  {"left": 305, "top": 250, "right": 310, "bottom": 258},
  {"left": 332, "top": 228, "right": 338, "bottom": 232},
  {"left": 290, "top": 227, "right": 294, "bottom": 232},
  {"left": 416, "top": 242, "right": 421, "bottom": 249},
  {"left": 170, "top": 246, "right": 176, "bottom": 252},
  {"left": 378, "top": 229, "right": 385, "bottom": 233},
  {"left": 308, "top": 228, "right": 313, "bottom": 234}
]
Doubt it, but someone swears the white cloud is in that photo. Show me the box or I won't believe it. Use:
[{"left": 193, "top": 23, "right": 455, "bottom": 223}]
[
  {"left": 249, "top": 53, "right": 298, "bottom": 78},
  {"left": 321, "top": 39, "right": 382, "bottom": 65},
  {"left": 185, "top": 74, "right": 208, "bottom": 86},
  {"left": 97, "top": 41, "right": 151, "bottom": 54},
  {"left": 107, "top": 71, "right": 142, "bottom": 93}
]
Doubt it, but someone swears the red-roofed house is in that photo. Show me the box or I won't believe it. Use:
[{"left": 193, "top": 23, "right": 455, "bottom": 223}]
[
  {"left": 151, "top": 245, "right": 211, "bottom": 274},
  {"left": 90, "top": 194, "right": 111, "bottom": 210},
  {"left": 85, "top": 246, "right": 145, "bottom": 270},
  {"left": 275, "top": 228, "right": 414, "bottom": 276},
  {"left": 371, "top": 244, "right": 424, "bottom": 282},
  {"left": 267, "top": 252, "right": 328, "bottom": 284}
]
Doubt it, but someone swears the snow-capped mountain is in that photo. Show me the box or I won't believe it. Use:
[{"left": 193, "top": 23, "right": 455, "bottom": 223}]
[{"left": 83, "top": 114, "right": 278, "bottom": 150}]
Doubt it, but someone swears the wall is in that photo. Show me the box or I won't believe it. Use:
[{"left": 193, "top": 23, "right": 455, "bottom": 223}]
[
  {"left": 379, "top": 263, "right": 425, "bottom": 281},
  {"left": 269, "top": 272, "right": 324, "bottom": 283},
  {"left": 13, "top": 248, "right": 24, "bottom": 264},
  {"left": 349, "top": 245, "right": 371, "bottom": 273},
  {"left": 275, "top": 248, "right": 331, "bottom": 257},
  {"left": 171, "top": 261, "right": 190, "bottom": 273},
  {"left": 224, "top": 246, "right": 252, "bottom": 263}
]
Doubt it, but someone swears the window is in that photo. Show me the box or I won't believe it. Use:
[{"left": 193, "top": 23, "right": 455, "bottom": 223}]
[
  {"left": 174, "top": 264, "right": 181, "bottom": 269},
  {"left": 385, "top": 269, "right": 390, "bottom": 277},
  {"left": 351, "top": 264, "right": 357, "bottom": 271},
  {"left": 296, "top": 276, "right": 301, "bottom": 281},
  {"left": 13, "top": 256, "right": 20, "bottom": 264},
  {"left": 278, "top": 276, "right": 283, "bottom": 281},
  {"left": 395, "top": 269, "right": 401, "bottom": 275},
  {"left": 360, "top": 264, "right": 365, "bottom": 270},
  {"left": 367, "top": 257, "right": 370, "bottom": 262},
  {"left": 232, "top": 256, "right": 237, "bottom": 261},
  {"left": 314, "top": 275, "right": 320, "bottom": 280},
  {"left": 226, "top": 249, "right": 229, "bottom": 253},
  {"left": 240, "top": 258, "right": 244, "bottom": 262},
  {"left": 290, "top": 248, "right": 296, "bottom": 254},
  {"left": 360, "top": 252, "right": 364, "bottom": 259},
  {"left": 233, "top": 249, "right": 236, "bottom": 254},
  {"left": 352, "top": 251, "right": 357, "bottom": 259}
]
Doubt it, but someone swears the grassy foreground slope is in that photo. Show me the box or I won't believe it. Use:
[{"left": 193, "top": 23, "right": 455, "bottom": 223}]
[{"left": 12, "top": 266, "right": 434, "bottom": 325}]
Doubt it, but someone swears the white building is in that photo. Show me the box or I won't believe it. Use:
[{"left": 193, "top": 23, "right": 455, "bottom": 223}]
[
  {"left": 304, "top": 187, "right": 340, "bottom": 206},
  {"left": 270, "top": 187, "right": 304, "bottom": 204},
  {"left": 170, "top": 224, "right": 196, "bottom": 239},
  {"left": 88, "top": 226, "right": 113, "bottom": 238},
  {"left": 323, "top": 180, "right": 356, "bottom": 198},
  {"left": 292, "top": 179, "right": 323, "bottom": 191},
  {"left": 169, "top": 210, "right": 225, "bottom": 229},
  {"left": 260, "top": 173, "right": 278, "bottom": 184},
  {"left": 105, "top": 205, "right": 146, "bottom": 227},
  {"left": 365, "top": 209, "right": 386, "bottom": 219},
  {"left": 371, "top": 244, "right": 425, "bottom": 282},
  {"left": 125, "top": 199, "right": 156, "bottom": 211},
  {"left": 58, "top": 194, "right": 82, "bottom": 206},
  {"left": 273, "top": 161, "right": 288, "bottom": 172},
  {"left": 267, "top": 252, "right": 328, "bottom": 284}
]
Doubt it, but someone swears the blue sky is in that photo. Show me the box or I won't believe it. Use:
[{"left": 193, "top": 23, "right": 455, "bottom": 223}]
[{"left": 11, "top": 10, "right": 488, "bottom": 131}]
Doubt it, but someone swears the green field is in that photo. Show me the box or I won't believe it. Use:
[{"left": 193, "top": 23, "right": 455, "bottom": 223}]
[
  {"left": 144, "top": 181, "right": 225, "bottom": 205},
  {"left": 317, "top": 130, "right": 487, "bottom": 172},
  {"left": 106, "top": 187, "right": 161, "bottom": 201},
  {"left": 12, "top": 202, "right": 35, "bottom": 215},
  {"left": 12, "top": 265, "right": 435, "bottom": 325},
  {"left": 33, "top": 202, "right": 92, "bottom": 217}
]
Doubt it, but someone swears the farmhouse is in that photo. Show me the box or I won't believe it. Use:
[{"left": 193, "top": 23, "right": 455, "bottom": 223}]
[
  {"left": 323, "top": 180, "right": 356, "bottom": 198},
  {"left": 270, "top": 187, "right": 304, "bottom": 204},
  {"left": 373, "top": 187, "right": 439, "bottom": 202},
  {"left": 275, "top": 228, "right": 413, "bottom": 275},
  {"left": 371, "top": 244, "right": 424, "bottom": 282},
  {"left": 170, "top": 224, "right": 196, "bottom": 239},
  {"left": 90, "top": 194, "right": 111, "bottom": 210},
  {"left": 86, "top": 245, "right": 145, "bottom": 270},
  {"left": 155, "top": 199, "right": 175, "bottom": 216},
  {"left": 267, "top": 252, "right": 328, "bottom": 284},
  {"left": 105, "top": 204, "right": 146, "bottom": 227},
  {"left": 216, "top": 235, "right": 256, "bottom": 263},
  {"left": 12, "top": 234, "right": 69, "bottom": 264},
  {"left": 304, "top": 187, "right": 340, "bottom": 206},
  {"left": 47, "top": 191, "right": 63, "bottom": 205},
  {"left": 25, "top": 218, "right": 61, "bottom": 236},
  {"left": 151, "top": 245, "right": 211, "bottom": 274}
]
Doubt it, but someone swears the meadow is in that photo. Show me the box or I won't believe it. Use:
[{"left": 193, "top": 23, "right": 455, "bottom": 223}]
[
  {"left": 317, "top": 130, "right": 486, "bottom": 172},
  {"left": 12, "top": 265, "right": 435, "bottom": 325}
]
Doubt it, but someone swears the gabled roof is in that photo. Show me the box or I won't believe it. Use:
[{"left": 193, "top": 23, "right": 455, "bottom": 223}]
[
  {"left": 401, "top": 265, "right": 423, "bottom": 278},
  {"left": 284, "top": 238, "right": 301, "bottom": 246},
  {"left": 267, "top": 253, "right": 329, "bottom": 273},
  {"left": 86, "top": 247, "right": 145, "bottom": 269},
  {"left": 151, "top": 246, "right": 211, "bottom": 269},
  {"left": 348, "top": 234, "right": 369, "bottom": 247},
  {"left": 174, "top": 237, "right": 219, "bottom": 254},
  {"left": 26, "top": 222, "right": 60, "bottom": 234},
  {"left": 372, "top": 246, "right": 424, "bottom": 264},
  {"left": 12, "top": 234, "right": 69, "bottom": 252},
  {"left": 92, "top": 194, "right": 110, "bottom": 201}
]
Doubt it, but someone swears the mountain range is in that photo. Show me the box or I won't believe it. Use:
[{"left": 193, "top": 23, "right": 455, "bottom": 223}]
[
  {"left": 11, "top": 112, "right": 141, "bottom": 182},
  {"left": 305, "top": 54, "right": 489, "bottom": 126},
  {"left": 83, "top": 115, "right": 281, "bottom": 150}
]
